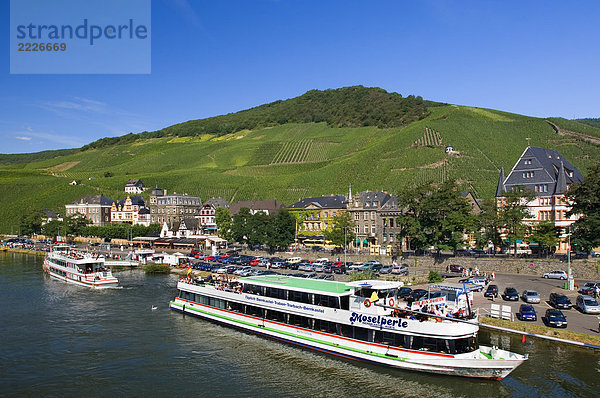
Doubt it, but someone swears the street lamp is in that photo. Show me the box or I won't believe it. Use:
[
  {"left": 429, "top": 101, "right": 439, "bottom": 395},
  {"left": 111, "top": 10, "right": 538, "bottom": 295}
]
[
  {"left": 567, "top": 225, "right": 573, "bottom": 290},
  {"left": 343, "top": 226, "right": 347, "bottom": 267}
]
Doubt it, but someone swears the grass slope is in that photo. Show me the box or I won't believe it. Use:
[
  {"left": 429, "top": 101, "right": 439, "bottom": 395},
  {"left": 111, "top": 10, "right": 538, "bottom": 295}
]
[{"left": 1, "top": 105, "right": 599, "bottom": 233}]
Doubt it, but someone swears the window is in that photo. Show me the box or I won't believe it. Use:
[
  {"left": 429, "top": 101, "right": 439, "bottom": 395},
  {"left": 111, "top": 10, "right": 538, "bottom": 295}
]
[
  {"left": 364, "top": 213, "right": 368, "bottom": 220},
  {"left": 371, "top": 225, "right": 376, "bottom": 235},
  {"left": 364, "top": 225, "right": 369, "bottom": 234}
]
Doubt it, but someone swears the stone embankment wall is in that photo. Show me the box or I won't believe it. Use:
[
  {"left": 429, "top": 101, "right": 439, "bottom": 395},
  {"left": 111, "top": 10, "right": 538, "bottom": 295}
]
[
  {"left": 403, "top": 257, "right": 600, "bottom": 280},
  {"left": 256, "top": 251, "right": 600, "bottom": 280}
]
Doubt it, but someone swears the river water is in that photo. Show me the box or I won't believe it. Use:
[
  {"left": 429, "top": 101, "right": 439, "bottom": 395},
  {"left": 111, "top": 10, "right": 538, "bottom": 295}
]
[{"left": 1, "top": 253, "right": 599, "bottom": 397}]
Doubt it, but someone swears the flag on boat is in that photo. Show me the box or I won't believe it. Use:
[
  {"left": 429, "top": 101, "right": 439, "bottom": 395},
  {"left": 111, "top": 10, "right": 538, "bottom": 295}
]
[
  {"left": 187, "top": 265, "right": 192, "bottom": 276},
  {"left": 370, "top": 291, "right": 380, "bottom": 303}
]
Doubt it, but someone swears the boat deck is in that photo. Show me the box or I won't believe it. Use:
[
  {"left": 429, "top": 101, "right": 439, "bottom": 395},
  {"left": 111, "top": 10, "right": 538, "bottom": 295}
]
[{"left": 240, "top": 275, "right": 351, "bottom": 295}]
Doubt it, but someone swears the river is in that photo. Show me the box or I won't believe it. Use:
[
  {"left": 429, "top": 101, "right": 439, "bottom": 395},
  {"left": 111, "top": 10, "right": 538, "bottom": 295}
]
[{"left": 1, "top": 253, "right": 598, "bottom": 397}]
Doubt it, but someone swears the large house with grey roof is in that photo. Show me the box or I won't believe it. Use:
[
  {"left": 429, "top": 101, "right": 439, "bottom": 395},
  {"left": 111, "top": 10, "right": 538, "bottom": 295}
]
[
  {"left": 496, "top": 146, "right": 584, "bottom": 253},
  {"left": 287, "top": 195, "right": 347, "bottom": 246},
  {"left": 65, "top": 195, "right": 114, "bottom": 226}
]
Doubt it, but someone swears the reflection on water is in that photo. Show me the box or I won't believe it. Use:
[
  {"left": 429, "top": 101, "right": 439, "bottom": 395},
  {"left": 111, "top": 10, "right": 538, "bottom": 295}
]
[{"left": 1, "top": 253, "right": 599, "bottom": 397}]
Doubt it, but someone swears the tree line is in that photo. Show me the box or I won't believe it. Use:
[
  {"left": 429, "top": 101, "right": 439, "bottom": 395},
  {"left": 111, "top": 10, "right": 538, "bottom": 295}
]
[{"left": 82, "top": 86, "right": 441, "bottom": 150}]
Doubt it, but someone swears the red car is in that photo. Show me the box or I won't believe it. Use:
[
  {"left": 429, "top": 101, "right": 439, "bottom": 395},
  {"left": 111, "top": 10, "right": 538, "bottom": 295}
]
[{"left": 250, "top": 259, "right": 260, "bottom": 266}]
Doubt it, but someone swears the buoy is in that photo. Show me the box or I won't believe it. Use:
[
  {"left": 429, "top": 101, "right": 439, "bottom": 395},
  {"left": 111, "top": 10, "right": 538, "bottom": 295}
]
[{"left": 521, "top": 334, "right": 526, "bottom": 343}]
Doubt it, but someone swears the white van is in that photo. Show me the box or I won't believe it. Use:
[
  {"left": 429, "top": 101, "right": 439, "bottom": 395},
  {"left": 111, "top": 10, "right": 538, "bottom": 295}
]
[
  {"left": 286, "top": 257, "right": 302, "bottom": 264},
  {"left": 313, "top": 258, "right": 329, "bottom": 265}
]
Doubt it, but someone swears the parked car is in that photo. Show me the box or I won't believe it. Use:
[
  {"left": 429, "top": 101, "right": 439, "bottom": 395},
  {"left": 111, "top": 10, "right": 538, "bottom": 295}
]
[
  {"left": 297, "top": 262, "right": 313, "bottom": 271},
  {"left": 575, "top": 295, "right": 600, "bottom": 314},
  {"left": 542, "top": 270, "right": 568, "bottom": 280},
  {"left": 459, "top": 276, "right": 487, "bottom": 291},
  {"left": 391, "top": 265, "right": 409, "bottom": 275},
  {"left": 407, "top": 289, "right": 428, "bottom": 303},
  {"left": 502, "top": 287, "right": 519, "bottom": 301},
  {"left": 397, "top": 287, "right": 413, "bottom": 299},
  {"left": 234, "top": 266, "right": 252, "bottom": 276},
  {"left": 517, "top": 304, "right": 537, "bottom": 321},
  {"left": 483, "top": 284, "right": 498, "bottom": 298},
  {"left": 313, "top": 264, "right": 325, "bottom": 273},
  {"left": 317, "top": 274, "right": 334, "bottom": 280},
  {"left": 448, "top": 264, "right": 465, "bottom": 273},
  {"left": 544, "top": 309, "right": 567, "bottom": 328},
  {"left": 379, "top": 265, "right": 393, "bottom": 274},
  {"left": 521, "top": 290, "right": 541, "bottom": 304},
  {"left": 549, "top": 292, "right": 572, "bottom": 309},
  {"left": 578, "top": 281, "right": 600, "bottom": 296}
]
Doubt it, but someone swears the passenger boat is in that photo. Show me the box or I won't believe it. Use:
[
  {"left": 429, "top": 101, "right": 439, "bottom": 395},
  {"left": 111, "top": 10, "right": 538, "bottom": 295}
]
[
  {"left": 170, "top": 275, "right": 527, "bottom": 379},
  {"left": 43, "top": 245, "right": 119, "bottom": 288}
]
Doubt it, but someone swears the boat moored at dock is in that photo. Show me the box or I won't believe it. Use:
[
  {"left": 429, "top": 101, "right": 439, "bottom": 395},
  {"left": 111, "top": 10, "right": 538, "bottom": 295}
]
[
  {"left": 43, "top": 245, "right": 119, "bottom": 288},
  {"left": 170, "top": 275, "right": 527, "bottom": 379}
]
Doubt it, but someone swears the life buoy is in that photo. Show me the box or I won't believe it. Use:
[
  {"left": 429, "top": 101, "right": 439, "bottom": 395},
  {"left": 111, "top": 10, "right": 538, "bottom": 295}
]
[
  {"left": 388, "top": 298, "right": 395, "bottom": 307},
  {"left": 364, "top": 298, "right": 371, "bottom": 307}
]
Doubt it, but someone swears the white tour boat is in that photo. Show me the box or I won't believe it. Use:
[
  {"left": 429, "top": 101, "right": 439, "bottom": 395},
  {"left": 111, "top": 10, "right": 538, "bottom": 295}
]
[
  {"left": 43, "top": 245, "right": 119, "bottom": 288},
  {"left": 170, "top": 275, "right": 527, "bottom": 379}
]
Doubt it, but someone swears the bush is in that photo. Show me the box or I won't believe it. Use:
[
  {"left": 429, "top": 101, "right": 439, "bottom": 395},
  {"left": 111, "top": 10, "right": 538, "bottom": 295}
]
[
  {"left": 143, "top": 264, "right": 170, "bottom": 274},
  {"left": 427, "top": 270, "right": 444, "bottom": 283},
  {"left": 347, "top": 270, "right": 376, "bottom": 281}
]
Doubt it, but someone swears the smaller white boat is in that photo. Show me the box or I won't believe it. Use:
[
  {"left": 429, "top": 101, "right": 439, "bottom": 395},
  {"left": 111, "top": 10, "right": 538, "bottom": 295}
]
[{"left": 43, "top": 245, "right": 119, "bottom": 288}]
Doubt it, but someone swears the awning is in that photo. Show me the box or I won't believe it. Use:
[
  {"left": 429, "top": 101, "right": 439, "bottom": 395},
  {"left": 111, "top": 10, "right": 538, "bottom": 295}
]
[
  {"left": 354, "top": 238, "right": 361, "bottom": 244},
  {"left": 363, "top": 238, "right": 369, "bottom": 244}
]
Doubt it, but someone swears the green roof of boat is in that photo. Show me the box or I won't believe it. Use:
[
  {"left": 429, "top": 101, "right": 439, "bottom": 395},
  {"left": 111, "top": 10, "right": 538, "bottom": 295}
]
[{"left": 240, "top": 275, "right": 351, "bottom": 294}]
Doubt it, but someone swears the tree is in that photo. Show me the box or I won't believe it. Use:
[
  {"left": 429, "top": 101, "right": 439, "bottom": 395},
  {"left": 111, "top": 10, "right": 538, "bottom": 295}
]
[
  {"left": 19, "top": 210, "right": 44, "bottom": 236},
  {"left": 396, "top": 181, "right": 477, "bottom": 253},
  {"left": 247, "top": 211, "right": 269, "bottom": 247},
  {"left": 568, "top": 164, "right": 600, "bottom": 252},
  {"left": 41, "top": 219, "right": 62, "bottom": 238},
  {"left": 231, "top": 208, "right": 252, "bottom": 244},
  {"left": 215, "top": 207, "right": 233, "bottom": 242},
  {"left": 497, "top": 188, "right": 535, "bottom": 256},
  {"left": 265, "top": 209, "right": 296, "bottom": 252},
  {"left": 324, "top": 212, "right": 356, "bottom": 248},
  {"left": 64, "top": 214, "right": 89, "bottom": 236},
  {"left": 528, "top": 220, "right": 560, "bottom": 258},
  {"left": 475, "top": 199, "right": 503, "bottom": 251}
]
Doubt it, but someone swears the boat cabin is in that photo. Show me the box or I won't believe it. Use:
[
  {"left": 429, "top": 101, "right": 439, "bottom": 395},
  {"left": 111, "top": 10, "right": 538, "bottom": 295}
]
[{"left": 347, "top": 280, "right": 404, "bottom": 314}]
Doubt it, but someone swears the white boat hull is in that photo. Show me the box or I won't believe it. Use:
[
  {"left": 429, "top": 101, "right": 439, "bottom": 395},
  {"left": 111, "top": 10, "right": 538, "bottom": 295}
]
[{"left": 170, "top": 296, "right": 526, "bottom": 379}]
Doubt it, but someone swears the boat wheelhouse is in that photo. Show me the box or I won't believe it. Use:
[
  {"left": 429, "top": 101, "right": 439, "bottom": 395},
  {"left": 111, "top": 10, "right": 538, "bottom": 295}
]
[
  {"left": 43, "top": 245, "right": 119, "bottom": 288},
  {"left": 170, "top": 275, "right": 527, "bottom": 379}
]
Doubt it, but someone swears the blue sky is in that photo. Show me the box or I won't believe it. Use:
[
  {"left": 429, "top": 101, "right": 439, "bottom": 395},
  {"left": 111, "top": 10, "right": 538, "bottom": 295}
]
[{"left": 1, "top": 0, "right": 599, "bottom": 154}]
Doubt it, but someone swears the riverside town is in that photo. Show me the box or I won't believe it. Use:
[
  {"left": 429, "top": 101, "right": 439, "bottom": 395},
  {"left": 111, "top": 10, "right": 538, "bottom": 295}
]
[{"left": 3, "top": 1, "right": 600, "bottom": 396}]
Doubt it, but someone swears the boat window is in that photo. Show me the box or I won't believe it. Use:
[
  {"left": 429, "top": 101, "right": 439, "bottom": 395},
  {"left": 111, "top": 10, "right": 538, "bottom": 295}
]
[
  {"left": 354, "top": 288, "right": 375, "bottom": 298},
  {"left": 340, "top": 323, "right": 353, "bottom": 337},
  {"left": 454, "top": 336, "right": 478, "bottom": 353},
  {"left": 265, "top": 287, "right": 286, "bottom": 300},
  {"left": 265, "top": 309, "right": 286, "bottom": 323},
  {"left": 314, "top": 294, "right": 340, "bottom": 308},
  {"left": 289, "top": 290, "right": 312, "bottom": 305},
  {"left": 246, "top": 305, "right": 264, "bottom": 318},
  {"left": 353, "top": 326, "right": 369, "bottom": 342},
  {"left": 289, "top": 314, "right": 310, "bottom": 328},
  {"left": 339, "top": 296, "right": 350, "bottom": 310},
  {"left": 313, "top": 319, "right": 337, "bottom": 334}
]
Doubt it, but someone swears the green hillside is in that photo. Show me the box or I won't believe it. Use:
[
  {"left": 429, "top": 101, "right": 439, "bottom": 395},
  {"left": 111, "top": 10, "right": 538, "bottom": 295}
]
[{"left": 1, "top": 90, "right": 599, "bottom": 233}]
